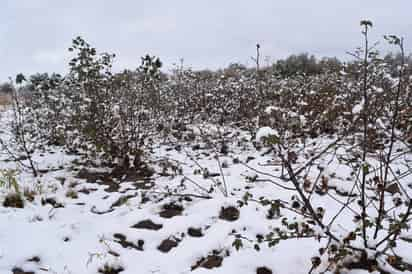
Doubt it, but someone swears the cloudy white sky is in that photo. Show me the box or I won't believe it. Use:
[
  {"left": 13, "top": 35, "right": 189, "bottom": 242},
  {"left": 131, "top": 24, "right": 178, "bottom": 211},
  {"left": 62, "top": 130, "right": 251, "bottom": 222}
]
[{"left": 0, "top": 0, "right": 411, "bottom": 81}]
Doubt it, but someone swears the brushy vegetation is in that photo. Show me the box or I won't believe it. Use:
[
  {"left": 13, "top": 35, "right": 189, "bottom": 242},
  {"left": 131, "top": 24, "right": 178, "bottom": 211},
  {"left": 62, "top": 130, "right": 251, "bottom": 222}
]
[{"left": 1, "top": 20, "right": 412, "bottom": 273}]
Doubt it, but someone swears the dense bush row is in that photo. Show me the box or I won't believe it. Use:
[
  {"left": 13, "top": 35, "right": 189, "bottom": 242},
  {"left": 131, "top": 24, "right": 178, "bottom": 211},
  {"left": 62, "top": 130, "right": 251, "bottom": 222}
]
[{"left": 2, "top": 31, "right": 412, "bottom": 170}]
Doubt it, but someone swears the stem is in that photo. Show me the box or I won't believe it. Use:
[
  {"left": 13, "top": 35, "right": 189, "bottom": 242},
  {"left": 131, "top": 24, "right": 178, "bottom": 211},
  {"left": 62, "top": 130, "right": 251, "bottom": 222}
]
[
  {"left": 360, "top": 23, "right": 370, "bottom": 248},
  {"left": 374, "top": 38, "right": 405, "bottom": 239}
]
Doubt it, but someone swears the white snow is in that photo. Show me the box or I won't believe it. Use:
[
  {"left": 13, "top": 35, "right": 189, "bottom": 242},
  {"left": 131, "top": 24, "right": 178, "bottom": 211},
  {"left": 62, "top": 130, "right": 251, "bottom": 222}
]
[
  {"left": 256, "top": 127, "right": 278, "bottom": 142},
  {"left": 352, "top": 99, "right": 364, "bottom": 114},
  {"left": 0, "top": 109, "right": 411, "bottom": 274}
]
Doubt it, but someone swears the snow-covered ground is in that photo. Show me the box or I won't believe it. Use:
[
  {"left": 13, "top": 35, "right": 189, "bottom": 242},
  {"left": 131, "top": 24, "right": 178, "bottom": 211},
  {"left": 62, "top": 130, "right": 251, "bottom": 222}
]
[{"left": 1, "top": 110, "right": 411, "bottom": 274}]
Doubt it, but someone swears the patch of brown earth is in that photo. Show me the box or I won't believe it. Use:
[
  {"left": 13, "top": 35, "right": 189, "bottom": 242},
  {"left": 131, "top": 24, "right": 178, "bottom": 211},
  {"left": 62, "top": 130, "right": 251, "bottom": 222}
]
[
  {"left": 12, "top": 268, "right": 34, "bottom": 274},
  {"left": 191, "top": 255, "right": 223, "bottom": 270},
  {"left": 157, "top": 238, "right": 179, "bottom": 253},
  {"left": 159, "top": 202, "right": 184, "bottom": 218},
  {"left": 257, "top": 266, "right": 273, "bottom": 274},
  {"left": 187, "top": 227, "right": 203, "bottom": 237},
  {"left": 113, "top": 233, "right": 144, "bottom": 251},
  {"left": 219, "top": 206, "right": 240, "bottom": 221},
  {"left": 131, "top": 219, "right": 163, "bottom": 230}
]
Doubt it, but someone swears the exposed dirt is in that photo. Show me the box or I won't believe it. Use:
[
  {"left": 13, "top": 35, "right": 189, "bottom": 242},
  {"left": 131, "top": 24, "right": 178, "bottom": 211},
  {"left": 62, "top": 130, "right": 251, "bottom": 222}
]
[
  {"left": 157, "top": 238, "right": 179, "bottom": 253},
  {"left": 191, "top": 255, "right": 223, "bottom": 270},
  {"left": 98, "top": 264, "right": 125, "bottom": 274},
  {"left": 41, "top": 197, "right": 64, "bottom": 208},
  {"left": 257, "top": 266, "right": 273, "bottom": 274},
  {"left": 219, "top": 206, "right": 240, "bottom": 221},
  {"left": 12, "top": 268, "right": 34, "bottom": 274},
  {"left": 77, "top": 165, "right": 154, "bottom": 193},
  {"left": 113, "top": 233, "right": 144, "bottom": 251},
  {"left": 131, "top": 219, "right": 163, "bottom": 230},
  {"left": 159, "top": 202, "right": 184, "bottom": 218},
  {"left": 77, "top": 168, "right": 119, "bottom": 192},
  {"left": 187, "top": 227, "right": 203, "bottom": 237},
  {"left": 3, "top": 193, "right": 24, "bottom": 208},
  {"left": 27, "top": 256, "right": 40, "bottom": 263},
  {"left": 110, "top": 160, "right": 154, "bottom": 182},
  {"left": 111, "top": 194, "right": 137, "bottom": 208},
  {"left": 77, "top": 187, "right": 98, "bottom": 194}
]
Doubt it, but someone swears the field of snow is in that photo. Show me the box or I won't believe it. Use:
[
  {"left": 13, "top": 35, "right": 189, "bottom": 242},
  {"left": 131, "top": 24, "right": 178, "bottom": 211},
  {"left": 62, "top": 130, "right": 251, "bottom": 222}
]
[{"left": 1, "top": 109, "right": 411, "bottom": 274}]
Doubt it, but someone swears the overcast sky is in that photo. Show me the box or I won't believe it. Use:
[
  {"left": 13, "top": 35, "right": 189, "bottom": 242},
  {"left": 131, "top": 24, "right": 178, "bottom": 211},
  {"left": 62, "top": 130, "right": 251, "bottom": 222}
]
[{"left": 0, "top": 0, "right": 411, "bottom": 82}]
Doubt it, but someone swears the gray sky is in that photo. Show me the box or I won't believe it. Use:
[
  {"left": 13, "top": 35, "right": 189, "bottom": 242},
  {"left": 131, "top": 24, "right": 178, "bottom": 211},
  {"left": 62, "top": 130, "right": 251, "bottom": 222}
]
[{"left": 1, "top": 0, "right": 411, "bottom": 82}]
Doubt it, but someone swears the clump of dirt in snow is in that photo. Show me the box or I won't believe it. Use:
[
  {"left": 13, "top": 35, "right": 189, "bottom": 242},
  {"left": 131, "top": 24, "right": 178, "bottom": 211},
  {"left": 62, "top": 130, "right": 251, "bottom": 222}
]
[
  {"left": 159, "top": 202, "right": 184, "bottom": 218},
  {"left": 98, "top": 264, "right": 124, "bottom": 274},
  {"left": 12, "top": 268, "right": 34, "bottom": 274},
  {"left": 157, "top": 237, "right": 180, "bottom": 253},
  {"left": 27, "top": 256, "right": 40, "bottom": 263},
  {"left": 187, "top": 227, "right": 203, "bottom": 237},
  {"left": 3, "top": 193, "right": 24, "bottom": 208},
  {"left": 77, "top": 163, "right": 154, "bottom": 193},
  {"left": 131, "top": 219, "right": 163, "bottom": 230},
  {"left": 41, "top": 197, "right": 64, "bottom": 208},
  {"left": 257, "top": 266, "right": 273, "bottom": 274},
  {"left": 219, "top": 206, "right": 240, "bottom": 221},
  {"left": 113, "top": 233, "right": 144, "bottom": 251},
  {"left": 77, "top": 169, "right": 119, "bottom": 192},
  {"left": 191, "top": 254, "right": 224, "bottom": 270},
  {"left": 111, "top": 194, "right": 137, "bottom": 208}
]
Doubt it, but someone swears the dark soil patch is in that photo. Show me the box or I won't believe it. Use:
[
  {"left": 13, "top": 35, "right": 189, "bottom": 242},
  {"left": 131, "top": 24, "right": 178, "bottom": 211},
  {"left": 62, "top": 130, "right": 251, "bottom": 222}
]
[
  {"left": 111, "top": 194, "right": 137, "bottom": 208},
  {"left": 159, "top": 202, "right": 184, "bottom": 218},
  {"left": 257, "top": 266, "right": 273, "bottom": 274},
  {"left": 3, "top": 193, "right": 24, "bottom": 208},
  {"left": 77, "top": 164, "right": 154, "bottom": 193},
  {"left": 157, "top": 238, "right": 179, "bottom": 253},
  {"left": 191, "top": 255, "right": 223, "bottom": 270},
  {"left": 78, "top": 187, "right": 98, "bottom": 194},
  {"left": 113, "top": 233, "right": 144, "bottom": 251},
  {"left": 111, "top": 160, "right": 154, "bottom": 182},
  {"left": 385, "top": 183, "right": 400, "bottom": 194},
  {"left": 41, "top": 197, "right": 64, "bottom": 208},
  {"left": 187, "top": 227, "right": 203, "bottom": 237},
  {"left": 131, "top": 219, "right": 163, "bottom": 230},
  {"left": 76, "top": 168, "right": 119, "bottom": 192},
  {"left": 27, "top": 256, "right": 40, "bottom": 263},
  {"left": 219, "top": 206, "right": 240, "bottom": 221},
  {"left": 98, "top": 264, "right": 125, "bottom": 274},
  {"left": 12, "top": 268, "right": 34, "bottom": 274}
]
